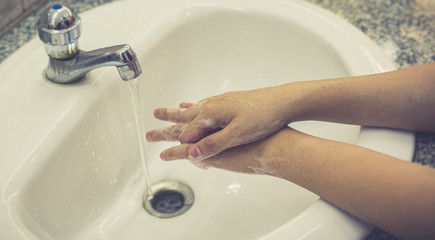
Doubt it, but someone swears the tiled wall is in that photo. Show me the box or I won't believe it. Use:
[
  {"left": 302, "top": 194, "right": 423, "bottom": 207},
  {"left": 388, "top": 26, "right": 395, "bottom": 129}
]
[{"left": 0, "top": 0, "right": 48, "bottom": 37}]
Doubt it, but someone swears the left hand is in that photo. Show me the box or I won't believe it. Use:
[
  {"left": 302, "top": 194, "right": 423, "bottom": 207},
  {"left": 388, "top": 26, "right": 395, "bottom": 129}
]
[{"left": 154, "top": 127, "right": 302, "bottom": 178}]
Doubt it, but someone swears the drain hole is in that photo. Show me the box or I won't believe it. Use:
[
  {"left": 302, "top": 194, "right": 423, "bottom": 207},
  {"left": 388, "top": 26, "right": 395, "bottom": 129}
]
[
  {"left": 151, "top": 190, "right": 185, "bottom": 214},
  {"left": 143, "top": 180, "right": 194, "bottom": 218}
]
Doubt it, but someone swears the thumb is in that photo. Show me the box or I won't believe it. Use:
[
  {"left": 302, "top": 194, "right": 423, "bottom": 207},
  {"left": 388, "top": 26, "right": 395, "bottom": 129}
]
[{"left": 187, "top": 126, "right": 234, "bottom": 161}]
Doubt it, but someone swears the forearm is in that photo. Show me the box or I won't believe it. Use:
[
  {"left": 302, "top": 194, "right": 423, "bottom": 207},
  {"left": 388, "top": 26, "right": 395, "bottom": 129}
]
[
  {"left": 204, "top": 127, "right": 435, "bottom": 238},
  {"left": 265, "top": 129, "right": 435, "bottom": 240},
  {"left": 286, "top": 62, "right": 435, "bottom": 132}
]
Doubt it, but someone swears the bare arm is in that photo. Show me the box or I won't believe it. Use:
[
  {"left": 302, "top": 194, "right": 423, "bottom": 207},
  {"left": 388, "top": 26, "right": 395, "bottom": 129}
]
[
  {"left": 201, "top": 128, "right": 435, "bottom": 240},
  {"left": 294, "top": 62, "right": 435, "bottom": 132},
  {"left": 147, "top": 63, "right": 435, "bottom": 159}
]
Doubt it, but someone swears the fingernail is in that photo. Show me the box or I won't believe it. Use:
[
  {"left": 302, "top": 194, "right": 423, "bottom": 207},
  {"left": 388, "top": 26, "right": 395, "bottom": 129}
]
[
  {"left": 153, "top": 108, "right": 162, "bottom": 117},
  {"left": 188, "top": 146, "right": 202, "bottom": 160},
  {"left": 146, "top": 131, "right": 153, "bottom": 141},
  {"left": 160, "top": 151, "right": 167, "bottom": 160}
]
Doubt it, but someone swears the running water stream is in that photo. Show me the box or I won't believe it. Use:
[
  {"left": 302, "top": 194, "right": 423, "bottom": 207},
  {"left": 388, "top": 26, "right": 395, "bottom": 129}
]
[{"left": 127, "top": 78, "right": 153, "bottom": 197}]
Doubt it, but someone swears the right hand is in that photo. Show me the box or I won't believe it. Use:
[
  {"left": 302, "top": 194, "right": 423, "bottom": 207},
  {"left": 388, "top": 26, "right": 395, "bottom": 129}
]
[{"left": 146, "top": 83, "right": 306, "bottom": 161}]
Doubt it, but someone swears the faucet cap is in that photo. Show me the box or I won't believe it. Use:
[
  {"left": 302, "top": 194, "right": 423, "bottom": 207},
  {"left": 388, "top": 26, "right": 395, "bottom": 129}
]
[
  {"left": 38, "top": 4, "right": 81, "bottom": 45},
  {"left": 38, "top": 4, "right": 81, "bottom": 59}
]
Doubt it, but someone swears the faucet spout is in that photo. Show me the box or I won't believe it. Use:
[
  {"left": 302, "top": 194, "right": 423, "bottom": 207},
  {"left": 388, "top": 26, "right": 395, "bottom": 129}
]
[
  {"left": 38, "top": 4, "right": 142, "bottom": 84},
  {"left": 45, "top": 44, "right": 142, "bottom": 84}
]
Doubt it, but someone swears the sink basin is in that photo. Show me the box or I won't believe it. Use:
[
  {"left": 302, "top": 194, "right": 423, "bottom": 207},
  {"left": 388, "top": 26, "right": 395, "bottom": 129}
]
[{"left": 0, "top": 0, "right": 415, "bottom": 239}]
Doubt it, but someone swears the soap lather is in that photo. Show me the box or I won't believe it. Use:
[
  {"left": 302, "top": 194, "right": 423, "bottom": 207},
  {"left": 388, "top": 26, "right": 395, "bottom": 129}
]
[{"left": 38, "top": 4, "right": 142, "bottom": 84}]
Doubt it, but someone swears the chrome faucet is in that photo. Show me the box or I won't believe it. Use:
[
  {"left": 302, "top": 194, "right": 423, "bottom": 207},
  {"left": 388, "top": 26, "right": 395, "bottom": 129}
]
[{"left": 38, "top": 4, "right": 142, "bottom": 84}]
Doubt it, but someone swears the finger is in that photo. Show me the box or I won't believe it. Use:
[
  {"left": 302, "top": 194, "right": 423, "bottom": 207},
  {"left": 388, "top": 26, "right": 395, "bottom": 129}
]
[
  {"left": 187, "top": 125, "right": 236, "bottom": 161},
  {"left": 179, "top": 118, "right": 222, "bottom": 144},
  {"left": 179, "top": 102, "right": 233, "bottom": 144},
  {"left": 146, "top": 124, "right": 187, "bottom": 142},
  {"left": 153, "top": 94, "right": 222, "bottom": 123},
  {"left": 179, "top": 102, "right": 194, "bottom": 108},
  {"left": 157, "top": 141, "right": 209, "bottom": 169},
  {"left": 188, "top": 160, "right": 210, "bottom": 170},
  {"left": 153, "top": 106, "right": 202, "bottom": 123},
  {"left": 160, "top": 144, "right": 191, "bottom": 161}
]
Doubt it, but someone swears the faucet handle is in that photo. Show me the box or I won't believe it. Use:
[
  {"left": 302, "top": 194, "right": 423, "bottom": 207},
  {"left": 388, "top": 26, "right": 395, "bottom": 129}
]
[{"left": 38, "top": 4, "right": 81, "bottom": 59}]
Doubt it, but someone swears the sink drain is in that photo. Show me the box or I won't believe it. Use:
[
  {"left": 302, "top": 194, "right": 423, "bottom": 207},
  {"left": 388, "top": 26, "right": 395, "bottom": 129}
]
[{"left": 143, "top": 180, "right": 194, "bottom": 218}]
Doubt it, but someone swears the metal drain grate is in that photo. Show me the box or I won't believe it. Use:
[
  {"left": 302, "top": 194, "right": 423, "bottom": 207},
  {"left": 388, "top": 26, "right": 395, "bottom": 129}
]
[{"left": 143, "top": 180, "right": 194, "bottom": 218}]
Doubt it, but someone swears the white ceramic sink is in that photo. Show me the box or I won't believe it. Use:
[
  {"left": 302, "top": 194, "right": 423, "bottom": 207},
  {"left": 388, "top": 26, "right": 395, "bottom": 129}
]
[{"left": 0, "top": 0, "right": 415, "bottom": 239}]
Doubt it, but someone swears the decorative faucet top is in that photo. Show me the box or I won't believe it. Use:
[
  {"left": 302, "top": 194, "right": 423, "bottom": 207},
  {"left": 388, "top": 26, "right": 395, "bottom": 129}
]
[{"left": 38, "top": 4, "right": 81, "bottom": 59}]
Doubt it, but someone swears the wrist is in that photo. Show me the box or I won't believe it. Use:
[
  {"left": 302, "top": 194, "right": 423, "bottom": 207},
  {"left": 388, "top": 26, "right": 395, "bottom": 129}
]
[
  {"left": 257, "top": 127, "right": 307, "bottom": 178},
  {"left": 278, "top": 81, "right": 319, "bottom": 123}
]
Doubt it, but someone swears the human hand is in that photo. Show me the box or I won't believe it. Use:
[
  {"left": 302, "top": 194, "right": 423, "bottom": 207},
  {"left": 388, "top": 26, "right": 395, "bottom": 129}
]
[
  {"left": 199, "top": 128, "right": 295, "bottom": 176},
  {"left": 146, "top": 84, "right": 304, "bottom": 161},
  {"left": 154, "top": 127, "right": 300, "bottom": 177}
]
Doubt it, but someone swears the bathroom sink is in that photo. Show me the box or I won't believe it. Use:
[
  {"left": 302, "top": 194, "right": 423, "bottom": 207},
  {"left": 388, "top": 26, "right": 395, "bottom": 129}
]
[{"left": 0, "top": 0, "right": 415, "bottom": 239}]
